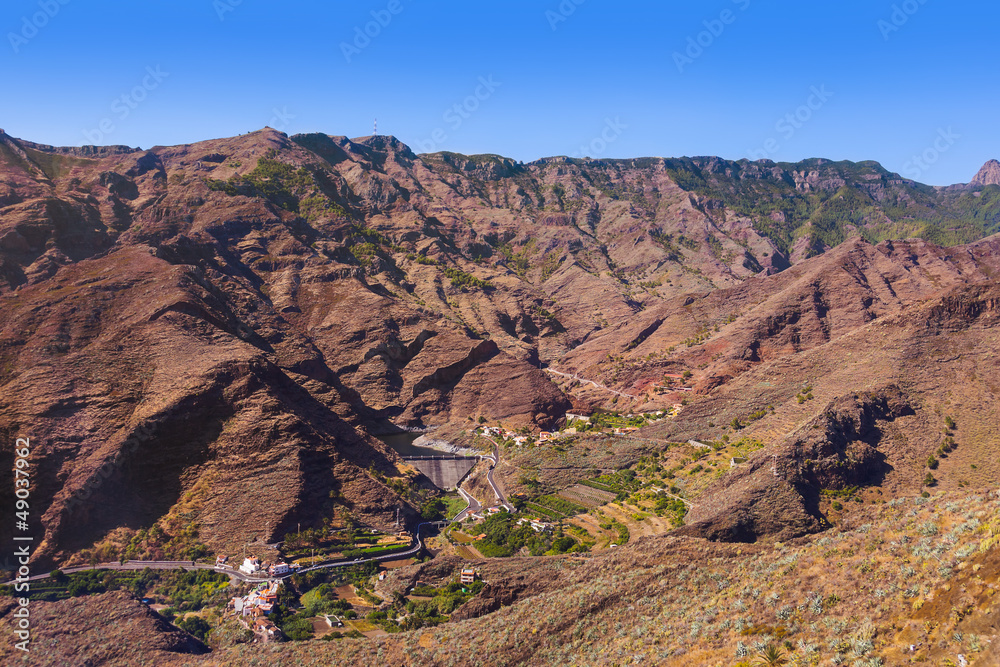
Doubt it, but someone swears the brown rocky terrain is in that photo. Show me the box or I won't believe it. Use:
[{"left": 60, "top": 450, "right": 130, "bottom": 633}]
[
  {"left": 1, "top": 127, "right": 999, "bottom": 562},
  {"left": 7, "top": 489, "right": 1000, "bottom": 666},
  {"left": 0, "top": 591, "right": 206, "bottom": 665},
  {"left": 2, "top": 128, "right": 1000, "bottom": 665}
]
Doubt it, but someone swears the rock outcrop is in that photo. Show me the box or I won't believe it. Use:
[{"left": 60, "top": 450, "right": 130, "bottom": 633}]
[
  {"left": 971, "top": 159, "right": 1000, "bottom": 186},
  {"left": 678, "top": 386, "right": 913, "bottom": 543}
]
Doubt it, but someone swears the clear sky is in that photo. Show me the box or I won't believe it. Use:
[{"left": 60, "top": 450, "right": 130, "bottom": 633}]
[{"left": 1, "top": 0, "right": 996, "bottom": 185}]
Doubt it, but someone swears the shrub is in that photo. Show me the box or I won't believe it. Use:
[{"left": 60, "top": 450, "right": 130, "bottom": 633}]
[{"left": 176, "top": 615, "right": 211, "bottom": 641}]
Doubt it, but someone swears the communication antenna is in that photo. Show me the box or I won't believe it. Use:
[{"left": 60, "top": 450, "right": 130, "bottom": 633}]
[{"left": 374, "top": 118, "right": 378, "bottom": 136}]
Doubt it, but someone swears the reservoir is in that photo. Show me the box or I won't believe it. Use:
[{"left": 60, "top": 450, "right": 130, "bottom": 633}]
[{"left": 376, "top": 432, "right": 442, "bottom": 458}]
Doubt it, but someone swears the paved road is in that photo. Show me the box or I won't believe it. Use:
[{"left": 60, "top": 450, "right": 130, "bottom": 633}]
[
  {"left": 483, "top": 441, "right": 514, "bottom": 511},
  {"left": 294, "top": 522, "right": 435, "bottom": 575},
  {"left": 451, "top": 440, "right": 512, "bottom": 521},
  {"left": 2, "top": 524, "right": 438, "bottom": 587},
  {"left": 453, "top": 486, "right": 482, "bottom": 523},
  {"left": 3, "top": 560, "right": 274, "bottom": 587}
]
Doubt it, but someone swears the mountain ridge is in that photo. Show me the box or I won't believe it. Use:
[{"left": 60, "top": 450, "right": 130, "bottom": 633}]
[{"left": 1, "top": 124, "right": 999, "bottom": 570}]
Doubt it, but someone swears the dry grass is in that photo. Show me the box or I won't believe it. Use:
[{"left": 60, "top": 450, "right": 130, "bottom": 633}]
[{"left": 206, "top": 489, "right": 1000, "bottom": 666}]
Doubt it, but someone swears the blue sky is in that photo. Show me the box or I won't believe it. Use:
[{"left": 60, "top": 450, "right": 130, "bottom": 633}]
[{"left": 1, "top": 0, "right": 996, "bottom": 185}]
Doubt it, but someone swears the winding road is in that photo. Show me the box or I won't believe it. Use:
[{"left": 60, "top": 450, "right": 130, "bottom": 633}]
[
  {"left": 5, "top": 441, "right": 517, "bottom": 587},
  {"left": 483, "top": 441, "right": 514, "bottom": 512},
  {"left": 451, "top": 440, "right": 512, "bottom": 522},
  {"left": 544, "top": 368, "right": 638, "bottom": 400},
  {"left": 2, "top": 523, "right": 439, "bottom": 587}
]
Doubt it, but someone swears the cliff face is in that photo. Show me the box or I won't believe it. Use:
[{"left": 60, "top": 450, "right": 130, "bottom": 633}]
[
  {"left": 972, "top": 159, "right": 1000, "bottom": 186},
  {"left": 678, "top": 386, "right": 913, "bottom": 543}
]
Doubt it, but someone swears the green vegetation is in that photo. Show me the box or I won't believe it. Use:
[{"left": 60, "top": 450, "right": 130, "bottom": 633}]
[
  {"left": 421, "top": 498, "right": 447, "bottom": 521},
  {"left": 1, "top": 568, "right": 230, "bottom": 611},
  {"left": 176, "top": 615, "right": 212, "bottom": 641},
  {"left": 282, "top": 526, "right": 405, "bottom": 562},
  {"left": 530, "top": 494, "right": 586, "bottom": 518},
  {"left": 598, "top": 517, "right": 630, "bottom": 544},
  {"left": 206, "top": 150, "right": 312, "bottom": 211},
  {"left": 589, "top": 469, "right": 642, "bottom": 497},
  {"left": 410, "top": 253, "right": 440, "bottom": 265},
  {"left": 300, "top": 194, "right": 346, "bottom": 221},
  {"left": 498, "top": 240, "right": 535, "bottom": 278},
  {"left": 443, "top": 266, "right": 491, "bottom": 290},
  {"left": 662, "top": 157, "right": 1000, "bottom": 254},
  {"left": 731, "top": 408, "right": 770, "bottom": 431},
  {"left": 649, "top": 229, "right": 683, "bottom": 262},
  {"left": 574, "top": 411, "right": 659, "bottom": 433},
  {"left": 540, "top": 253, "right": 564, "bottom": 281},
  {"left": 465, "top": 512, "right": 585, "bottom": 557}
]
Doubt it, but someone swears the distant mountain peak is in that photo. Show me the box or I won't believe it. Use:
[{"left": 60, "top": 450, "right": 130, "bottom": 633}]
[{"left": 971, "top": 159, "right": 1000, "bottom": 186}]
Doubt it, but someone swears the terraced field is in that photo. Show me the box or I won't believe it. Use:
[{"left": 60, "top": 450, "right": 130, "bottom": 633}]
[{"left": 557, "top": 484, "right": 617, "bottom": 509}]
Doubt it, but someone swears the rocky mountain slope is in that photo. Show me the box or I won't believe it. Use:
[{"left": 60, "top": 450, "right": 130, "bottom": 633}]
[
  {"left": 1, "top": 126, "right": 999, "bottom": 567},
  {"left": 972, "top": 159, "right": 1000, "bottom": 186}
]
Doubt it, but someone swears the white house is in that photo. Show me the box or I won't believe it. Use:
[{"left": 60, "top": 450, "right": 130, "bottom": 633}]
[{"left": 239, "top": 556, "right": 261, "bottom": 575}]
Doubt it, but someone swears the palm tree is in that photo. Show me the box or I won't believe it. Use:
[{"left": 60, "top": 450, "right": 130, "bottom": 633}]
[{"left": 752, "top": 644, "right": 789, "bottom": 667}]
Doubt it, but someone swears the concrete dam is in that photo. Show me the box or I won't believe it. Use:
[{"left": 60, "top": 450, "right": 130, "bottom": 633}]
[{"left": 404, "top": 455, "right": 478, "bottom": 491}]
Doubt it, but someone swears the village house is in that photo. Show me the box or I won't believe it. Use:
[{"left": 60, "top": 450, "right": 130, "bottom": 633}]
[
  {"left": 460, "top": 568, "right": 478, "bottom": 585},
  {"left": 251, "top": 617, "right": 282, "bottom": 642},
  {"left": 517, "top": 518, "right": 554, "bottom": 533},
  {"left": 230, "top": 581, "right": 282, "bottom": 618},
  {"left": 215, "top": 554, "right": 229, "bottom": 567},
  {"left": 239, "top": 556, "right": 261, "bottom": 575},
  {"left": 268, "top": 562, "right": 291, "bottom": 577}
]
